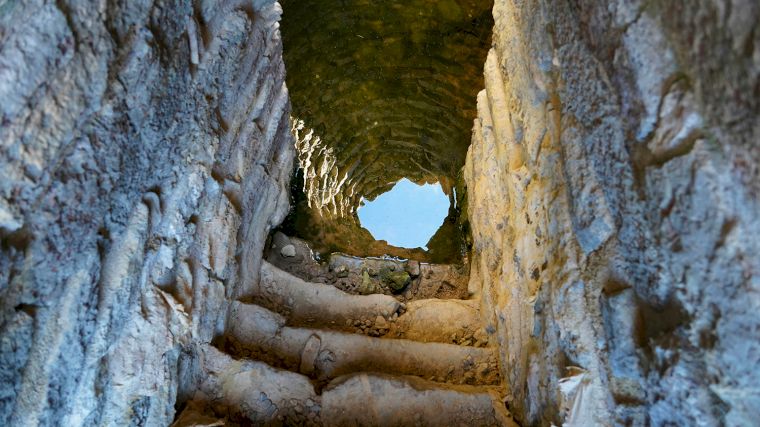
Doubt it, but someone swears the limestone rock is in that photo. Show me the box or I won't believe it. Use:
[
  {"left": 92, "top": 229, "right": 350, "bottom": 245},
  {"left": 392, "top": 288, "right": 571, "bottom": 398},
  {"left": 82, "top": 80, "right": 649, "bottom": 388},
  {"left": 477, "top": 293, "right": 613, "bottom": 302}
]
[
  {"left": 383, "top": 270, "right": 411, "bottom": 292},
  {"left": 335, "top": 265, "right": 349, "bottom": 278},
  {"left": 0, "top": 1, "right": 293, "bottom": 425},
  {"left": 405, "top": 260, "right": 421, "bottom": 277},
  {"left": 374, "top": 315, "right": 389, "bottom": 330},
  {"left": 2, "top": 0, "right": 758, "bottom": 425},
  {"left": 299, "top": 335, "right": 322, "bottom": 375},
  {"left": 358, "top": 270, "right": 377, "bottom": 295},
  {"left": 281, "top": 244, "right": 297, "bottom": 257},
  {"left": 464, "top": 0, "right": 760, "bottom": 425}
]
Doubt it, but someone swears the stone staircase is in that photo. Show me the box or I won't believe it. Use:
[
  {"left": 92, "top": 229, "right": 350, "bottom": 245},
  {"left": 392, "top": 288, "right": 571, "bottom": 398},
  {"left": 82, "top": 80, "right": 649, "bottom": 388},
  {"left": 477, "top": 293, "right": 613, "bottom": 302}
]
[{"left": 173, "top": 257, "right": 517, "bottom": 426}]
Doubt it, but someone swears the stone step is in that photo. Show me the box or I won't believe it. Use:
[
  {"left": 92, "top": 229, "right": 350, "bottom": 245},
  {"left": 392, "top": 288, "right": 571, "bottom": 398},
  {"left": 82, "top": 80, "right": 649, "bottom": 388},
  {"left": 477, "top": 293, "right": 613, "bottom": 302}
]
[
  {"left": 250, "top": 260, "right": 404, "bottom": 329},
  {"left": 225, "top": 302, "right": 501, "bottom": 385},
  {"left": 343, "top": 298, "right": 488, "bottom": 344},
  {"left": 387, "top": 298, "right": 490, "bottom": 346},
  {"left": 173, "top": 345, "right": 515, "bottom": 427},
  {"left": 253, "top": 262, "right": 490, "bottom": 345},
  {"left": 321, "top": 373, "right": 517, "bottom": 427},
  {"left": 173, "top": 345, "right": 318, "bottom": 426},
  {"left": 266, "top": 234, "right": 471, "bottom": 301}
]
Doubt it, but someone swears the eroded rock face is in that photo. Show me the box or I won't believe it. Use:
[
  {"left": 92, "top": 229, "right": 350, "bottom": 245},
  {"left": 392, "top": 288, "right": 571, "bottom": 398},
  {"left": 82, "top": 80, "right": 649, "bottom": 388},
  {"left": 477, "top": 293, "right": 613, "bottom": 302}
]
[
  {"left": 0, "top": 1, "right": 293, "bottom": 425},
  {"left": 465, "top": 0, "right": 760, "bottom": 425}
]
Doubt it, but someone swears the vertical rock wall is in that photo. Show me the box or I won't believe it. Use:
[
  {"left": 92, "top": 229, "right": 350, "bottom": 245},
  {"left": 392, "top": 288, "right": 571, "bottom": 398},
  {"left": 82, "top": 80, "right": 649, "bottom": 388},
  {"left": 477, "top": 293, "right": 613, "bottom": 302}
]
[
  {"left": 0, "top": 0, "right": 293, "bottom": 425},
  {"left": 465, "top": 0, "right": 760, "bottom": 425}
]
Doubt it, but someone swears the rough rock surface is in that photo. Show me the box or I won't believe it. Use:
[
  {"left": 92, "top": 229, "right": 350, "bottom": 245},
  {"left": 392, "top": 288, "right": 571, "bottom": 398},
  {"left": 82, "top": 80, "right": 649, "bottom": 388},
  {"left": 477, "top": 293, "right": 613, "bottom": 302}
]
[
  {"left": 465, "top": 0, "right": 760, "bottom": 425},
  {"left": 175, "top": 259, "right": 512, "bottom": 425},
  {"left": 0, "top": 1, "right": 293, "bottom": 425},
  {"left": 3, "top": 0, "right": 759, "bottom": 425},
  {"left": 265, "top": 232, "right": 470, "bottom": 301},
  {"left": 177, "top": 345, "right": 514, "bottom": 427}
]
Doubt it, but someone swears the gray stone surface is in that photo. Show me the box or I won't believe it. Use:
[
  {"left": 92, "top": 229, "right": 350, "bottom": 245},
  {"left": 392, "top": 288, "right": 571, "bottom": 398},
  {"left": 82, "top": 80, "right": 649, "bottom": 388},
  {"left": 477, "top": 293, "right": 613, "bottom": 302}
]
[
  {"left": 0, "top": 0, "right": 293, "bottom": 425},
  {"left": 280, "top": 244, "right": 296, "bottom": 257},
  {"left": 465, "top": 0, "right": 760, "bottom": 425}
]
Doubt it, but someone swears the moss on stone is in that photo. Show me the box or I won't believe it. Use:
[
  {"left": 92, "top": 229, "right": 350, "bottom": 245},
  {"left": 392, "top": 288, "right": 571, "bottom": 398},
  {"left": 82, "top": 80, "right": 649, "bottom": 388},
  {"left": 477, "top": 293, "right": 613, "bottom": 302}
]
[
  {"left": 358, "top": 270, "right": 377, "bottom": 295},
  {"left": 382, "top": 269, "right": 411, "bottom": 292}
]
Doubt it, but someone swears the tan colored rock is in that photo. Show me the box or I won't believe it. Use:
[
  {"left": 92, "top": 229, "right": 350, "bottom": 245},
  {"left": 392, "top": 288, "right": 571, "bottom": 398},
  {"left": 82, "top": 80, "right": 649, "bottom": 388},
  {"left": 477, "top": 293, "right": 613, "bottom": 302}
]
[
  {"left": 374, "top": 315, "right": 389, "bottom": 330},
  {"left": 254, "top": 261, "right": 402, "bottom": 328},
  {"left": 227, "top": 302, "right": 500, "bottom": 385},
  {"left": 321, "top": 374, "right": 516, "bottom": 427},
  {"left": 299, "top": 334, "right": 322, "bottom": 376},
  {"left": 387, "top": 299, "right": 485, "bottom": 345},
  {"left": 464, "top": 1, "right": 760, "bottom": 425},
  {"left": 179, "top": 345, "right": 318, "bottom": 425}
]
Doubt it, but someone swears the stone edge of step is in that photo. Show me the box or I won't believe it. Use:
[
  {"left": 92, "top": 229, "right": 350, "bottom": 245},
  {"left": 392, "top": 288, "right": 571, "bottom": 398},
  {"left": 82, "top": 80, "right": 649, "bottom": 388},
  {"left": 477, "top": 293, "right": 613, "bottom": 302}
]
[{"left": 248, "top": 263, "right": 491, "bottom": 345}]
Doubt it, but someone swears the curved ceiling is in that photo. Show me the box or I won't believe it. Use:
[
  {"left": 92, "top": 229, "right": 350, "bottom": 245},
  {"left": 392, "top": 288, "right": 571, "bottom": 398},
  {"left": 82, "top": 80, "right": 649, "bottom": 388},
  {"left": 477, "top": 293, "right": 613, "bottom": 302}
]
[{"left": 279, "top": 0, "right": 493, "bottom": 260}]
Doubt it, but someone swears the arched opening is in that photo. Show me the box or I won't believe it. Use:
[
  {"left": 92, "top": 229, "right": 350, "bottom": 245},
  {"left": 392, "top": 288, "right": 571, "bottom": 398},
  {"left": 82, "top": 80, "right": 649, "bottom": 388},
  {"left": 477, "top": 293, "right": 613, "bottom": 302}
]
[
  {"left": 357, "top": 178, "right": 450, "bottom": 249},
  {"left": 277, "top": 0, "right": 494, "bottom": 262}
]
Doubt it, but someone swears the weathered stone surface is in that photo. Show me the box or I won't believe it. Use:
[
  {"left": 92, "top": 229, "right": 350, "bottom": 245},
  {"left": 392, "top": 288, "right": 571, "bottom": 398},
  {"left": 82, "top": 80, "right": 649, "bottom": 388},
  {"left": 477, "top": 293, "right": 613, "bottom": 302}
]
[
  {"left": 180, "top": 345, "right": 512, "bottom": 427},
  {"left": 177, "top": 344, "right": 319, "bottom": 425},
  {"left": 265, "top": 237, "right": 470, "bottom": 301},
  {"left": 0, "top": 1, "right": 293, "bottom": 425},
  {"left": 321, "top": 373, "right": 515, "bottom": 427},
  {"left": 226, "top": 301, "right": 501, "bottom": 386},
  {"left": 280, "top": 244, "right": 297, "bottom": 257},
  {"left": 465, "top": 1, "right": 760, "bottom": 425},
  {"left": 383, "top": 270, "right": 411, "bottom": 292}
]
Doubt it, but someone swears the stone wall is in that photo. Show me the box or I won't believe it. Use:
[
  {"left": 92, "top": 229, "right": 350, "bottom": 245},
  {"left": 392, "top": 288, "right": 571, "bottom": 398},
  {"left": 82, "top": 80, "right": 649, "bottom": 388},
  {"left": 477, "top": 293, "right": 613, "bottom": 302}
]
[
  {"left": 465, "top": 0, "right": 760, "bottom": 425},
  {"left": 0, "top": 0, "right": 293, "bottom": 425}
]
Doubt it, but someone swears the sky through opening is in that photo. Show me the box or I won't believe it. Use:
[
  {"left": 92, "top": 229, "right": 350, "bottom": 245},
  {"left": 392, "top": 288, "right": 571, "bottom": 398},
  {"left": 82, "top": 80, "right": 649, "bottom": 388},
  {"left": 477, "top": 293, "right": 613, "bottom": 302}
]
[{"left": 357, "top": 178, "right": 449, "bottom": 249}]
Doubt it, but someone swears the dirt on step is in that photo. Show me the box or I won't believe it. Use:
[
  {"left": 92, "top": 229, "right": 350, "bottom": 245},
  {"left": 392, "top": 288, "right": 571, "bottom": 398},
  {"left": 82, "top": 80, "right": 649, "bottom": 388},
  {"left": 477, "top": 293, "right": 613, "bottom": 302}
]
[{"left": 266, "top": 232, "right": 469, "bottom": 302}]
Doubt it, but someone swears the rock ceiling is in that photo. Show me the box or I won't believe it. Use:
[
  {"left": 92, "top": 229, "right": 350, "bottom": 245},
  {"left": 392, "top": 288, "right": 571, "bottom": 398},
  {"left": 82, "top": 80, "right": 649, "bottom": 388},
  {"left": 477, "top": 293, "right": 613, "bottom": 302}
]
[{"left": 279, "top": 0, "right": 493, "bottom": 259}]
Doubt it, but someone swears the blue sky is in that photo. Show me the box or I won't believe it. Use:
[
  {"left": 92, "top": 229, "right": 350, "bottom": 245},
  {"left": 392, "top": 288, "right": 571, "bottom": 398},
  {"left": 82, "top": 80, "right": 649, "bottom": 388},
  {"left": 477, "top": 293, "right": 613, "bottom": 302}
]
[{"left": 357, "top": 178, "right": 450, "bottom": 249}]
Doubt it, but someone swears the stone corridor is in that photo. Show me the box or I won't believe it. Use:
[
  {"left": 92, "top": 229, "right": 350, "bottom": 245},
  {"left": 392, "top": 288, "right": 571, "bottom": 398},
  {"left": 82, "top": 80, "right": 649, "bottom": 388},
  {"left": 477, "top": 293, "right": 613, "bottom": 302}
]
[{"left": 1, "top": 0, "right": 759, "bottom": 426}]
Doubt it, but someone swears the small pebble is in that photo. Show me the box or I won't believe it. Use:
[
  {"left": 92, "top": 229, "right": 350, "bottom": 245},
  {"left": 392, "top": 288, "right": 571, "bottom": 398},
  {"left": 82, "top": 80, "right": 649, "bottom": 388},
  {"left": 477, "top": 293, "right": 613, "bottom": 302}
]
[{"left": 280, "top": 244, "right": 297, "bottom": 257}]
